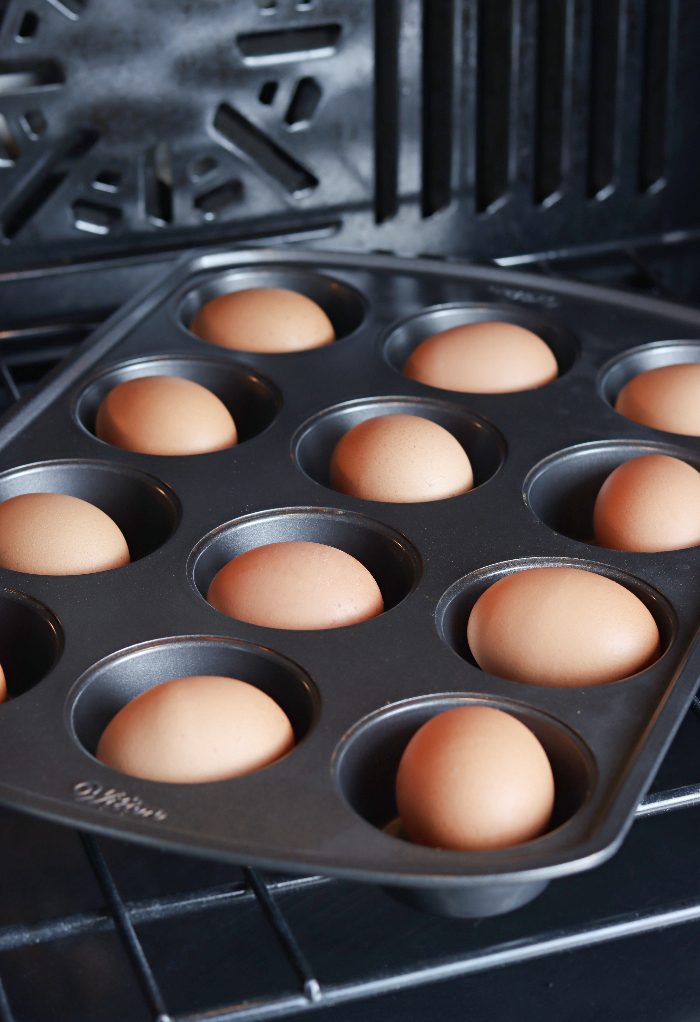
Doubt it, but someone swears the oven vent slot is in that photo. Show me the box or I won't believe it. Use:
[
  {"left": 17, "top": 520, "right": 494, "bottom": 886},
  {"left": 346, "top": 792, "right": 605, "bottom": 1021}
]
[
  {"left": 143, "top": 142, "right": 173, "bottom": 227},
  {"left": 194, "top": 179, "right": 243, "bottom": 219},
  {"left": 285, "top": 77, "right": 322, "bottom": 128},
  {"left": 422, "top": 0, "right": 454, "bottom": 218},
  {"left": 72, "top": 199, "right": 121, "bottom": 235},
  {"left": 639, "top": 0, "right": 675, "bottom": 194},
  {"left": 373, "top": 0, "right": 399, "bottom": 223},
  {"left": 236, "top": 24, "right": 341, "bottom": 65},
  {"left": 534, "top": 0, "right": 569, "bottom": 206},
  {"left": 0, "top": 128, "right": 98, "bottom": 239},
  {"left": 0, "top": 58, "right": 64, "bottom": 95},
  {"left": 476, "top": 0, "right": 516, "bottom": 213},
  {"left": 213, "top": 102, "right": 317, "bottom": 197},
  {"left": 16, "top": 11, "right": 39, "bottom": 40},
  {"left": 0, "top": 114, "right": 20, "bottom": 167},
  {"left": 45, "top": 0, "right": 85, "bottom": 21},
  {"left": 587, "top": 0, "right": 625, "bottom": 199}
]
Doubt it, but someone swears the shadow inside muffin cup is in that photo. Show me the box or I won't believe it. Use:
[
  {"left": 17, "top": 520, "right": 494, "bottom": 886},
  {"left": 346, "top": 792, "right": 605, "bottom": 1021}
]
[
  {"left": 598, "top": 340, "right": 700, "bottom": 410},
  {"left": 0, "top": 588, "right": 62, "bottom": 698},
  {"left": 436, "top": 557, "right": 676, "bottom": 673},
  {"left": 68, "top": 636, "right": 320, "bottom": 762},
  {"left": 177, "top": 267, "right": 367, "bottom": 345},
  {"left": 524, "top": 439, "right": 700, "bottom": 545},
  {"left": 333, "top": 694, "right": 594, "bottom": 840},
  {"left": 0, "top": 461, "right": 180, "bottom": 564},
  {"left": 381, "top": 303, "right": 578, "bottom": 382},
  {"left": 293, "top": 397, "right": 505, "bottom": 493},
  {"left": 189, "top": 507, "right": 421, "bottom": 618},
  {"left": 75, "top": 356, "right": 282, "bottom": 448}
]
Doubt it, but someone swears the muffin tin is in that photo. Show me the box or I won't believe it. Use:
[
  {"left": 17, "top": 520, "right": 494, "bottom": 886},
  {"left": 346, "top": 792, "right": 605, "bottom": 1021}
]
[{"left": 1, "top": 246, "right": 700, "bottom": 918}]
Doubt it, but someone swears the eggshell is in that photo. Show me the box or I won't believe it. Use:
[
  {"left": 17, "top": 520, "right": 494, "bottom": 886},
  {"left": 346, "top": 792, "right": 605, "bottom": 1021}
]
[
  {"left": 594, "top": 454, "right": 700, "bottom": 552},
  {"left": 615, "top": 364, "right": 700, "bottom": 435},
  {"left": 329, "top": 414, "right": 473, "bottom": 502},
  {"left": 95, "top": 376, "right": 237, "bottom": 455},
  {"left": 403, "top": 321, "right": 558, "bottom": 393},
  {"left": 0, "top": 663, "right": 6, "bottom": 704},
  {"left": 96, "top": 675, "right": 294, "bottom": 783},
  {"left": 207, "top": 540, "right": 384, "bottom": 630},
  {"left": 396, "top": 706, "right": 555, "bottom": 851},
  {"left": 467, "top": 566, "right": 661, "bottom": 687},
  {"left": 0, "top": 493, "right": 130, "bottom": 575},
  {"left": 190, "top": 287, "right": 335, "bottom": 352}
]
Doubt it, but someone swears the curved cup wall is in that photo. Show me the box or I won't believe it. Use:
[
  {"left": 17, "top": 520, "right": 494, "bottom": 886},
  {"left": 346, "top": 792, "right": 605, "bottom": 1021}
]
[
  {"left": 0, "top": 461, "right": 180, "bottom": 564},
  {"left": 293, "top": 396, "right": 505, "bottom": 493},
  {"left": 68, "top": 636, "right": 320, "bottom": 762},
  {"left": 382, "top": 303, "right": 579, "bottom": 383},
  {"left": 189, "top": 508, "right": 421, "bottom": 616},
  {"left": 525, "top": 440, "right": 700, "bottom": 545},
  {"left": 75, "top": 356, "right": 282, "bottom": 447},
  {"left": 177, "top": 267, "right": 367, "bottom": 345},
  {"left": 436, "top": 557, "right": 677, "bottom": 673}
]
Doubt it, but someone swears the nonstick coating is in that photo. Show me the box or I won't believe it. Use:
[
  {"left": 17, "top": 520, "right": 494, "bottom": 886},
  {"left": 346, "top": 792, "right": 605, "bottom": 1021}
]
[{"left": 0, "top": 247, "right": 699, "bottom": 917}]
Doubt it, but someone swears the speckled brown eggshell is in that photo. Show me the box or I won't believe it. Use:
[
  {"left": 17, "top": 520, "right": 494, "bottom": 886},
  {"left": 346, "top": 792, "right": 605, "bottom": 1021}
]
[
  {"left": 96, "top": 675, "right": 295, "bottom": 784},
  {"left": 396, "top": 706, "right": 555, "bottom": 851},
  {"left": 190, "top": 287, "right": 335, "bottom": 353},
  {"left": 95, "top": 376, "right": 237, "bottom": 456},
  {"left": 207, "top": 540, "right": 384, "bottom": 630},
  {"left": 467, "top": 567, "right": 661, "bottom": 687},
  {"left": 329, "top": 414, "right": 473, "bottom": 502},
  {"left": 0, "top": 493, "right": 130, "bottom": 575},
  {"left": 615, "top": 364, "right": 700, "bottom": 435},
  {"left": 403, "top": 321, "right": 559, "bottom": 394},
  {"left": 594, "top": 454, "right": 700, "bottom": 552}
]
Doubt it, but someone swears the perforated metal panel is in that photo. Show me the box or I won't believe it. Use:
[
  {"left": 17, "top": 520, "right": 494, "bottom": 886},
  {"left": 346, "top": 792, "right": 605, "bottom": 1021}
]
[{"left": 0, "top": 0, "right": 697, "bottom": 269}]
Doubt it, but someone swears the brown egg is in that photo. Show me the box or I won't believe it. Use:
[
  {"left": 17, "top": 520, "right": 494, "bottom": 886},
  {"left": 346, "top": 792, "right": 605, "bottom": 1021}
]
[
  {"left": 403, "top": 321, "right": 558, "bottom": 393},
  {"left": 467, "top": 566, "right": 661, "bottom": 687},
  {"left": 594, "top": 454, "right": 700, "bottom": 552},
  {"left": 329, "top": 414, "right": 473, "bottom": 503},
  {"left": 207, "top": 540, "right": 384, "bottom": 630},
  {"left": 190, "top": 288, "right": 335, "bottom": 353},
  {"left": 96, "top": 376, "right": 237, "bottom": 456},
  {"left": 0, "top": 663, "right": 6, "bottom": 704},
  {"left": 396, "top": 706, "right": 555, "bottom": 851},
  {"left": 0, "top": 493, "right": 130, "bottom": 575},
  {"left": 615, "top": 364, "right": 700, "bottom": 435},
  {"left": 96, "top": 675, "right": 294, "bottom": 783}
]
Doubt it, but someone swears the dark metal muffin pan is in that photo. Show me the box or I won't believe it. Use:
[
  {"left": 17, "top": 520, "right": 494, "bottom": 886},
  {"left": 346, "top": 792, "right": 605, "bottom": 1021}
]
[{"left": 1, "top": 247, "right": 700, "bottom": 918}]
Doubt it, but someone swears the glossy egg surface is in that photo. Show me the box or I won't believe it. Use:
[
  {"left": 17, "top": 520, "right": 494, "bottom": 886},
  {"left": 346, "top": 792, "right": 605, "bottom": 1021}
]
[
  {"left": 396, "top": 705, "right": 555, "bottom": 851},
  {"left": 329, "top": 414, "right": 473, "bottom": 502},
  {"left": 207, "top": 540, "right": 384, "bottom": 630},
  {"left": 615, "top": 363, "right": 700, "bottom": 435},
  {"left": 594, "top": 454, "right": 700, "bottom": 551},
  {"left": 95, "top": 376, "right": 237, "bottom": 456},
  {"left": 403, "top": 321, "right": 558, "bottom": 393},
  {"left": 467, "top": 566, "right": 661, "bottom": 687},
  {"left": 0, "top": 493, "right": 130, "bottom": 575},
  {"left": 96, "top": 675, "right": 295, "bottom": 783},
  {"left": 190, "top": 288, "right": 335, "bottom": 353}
]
